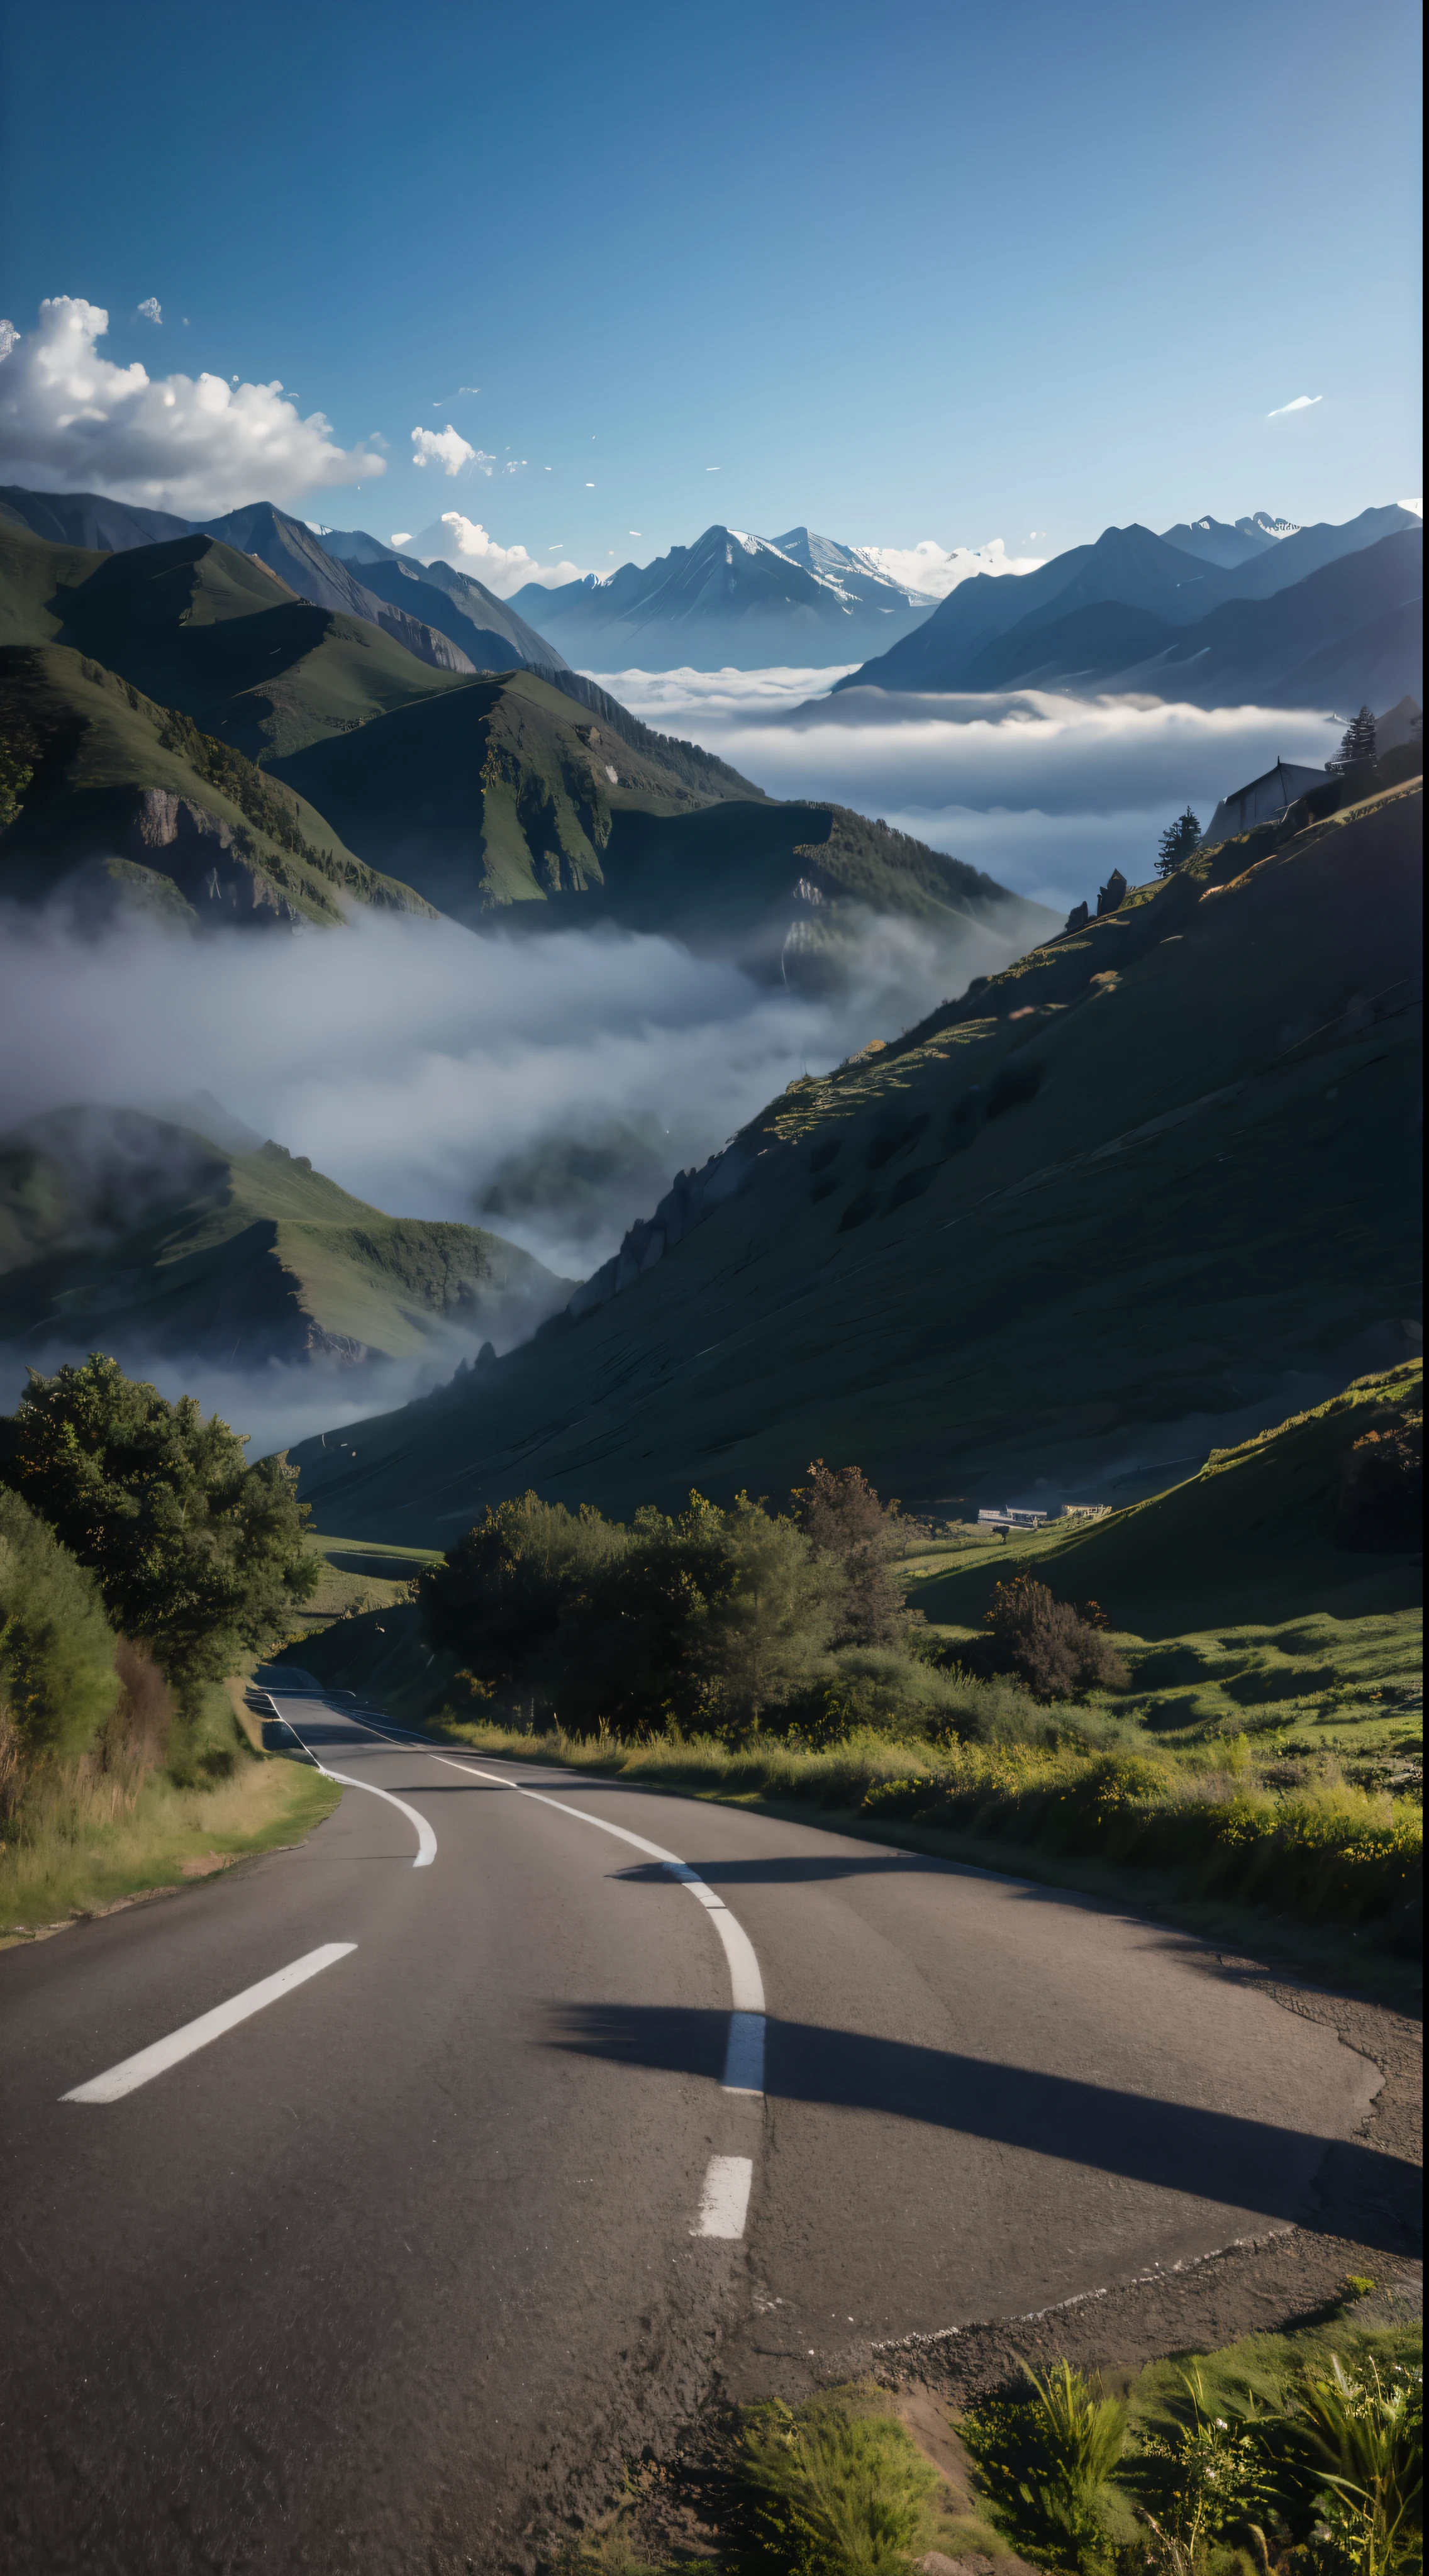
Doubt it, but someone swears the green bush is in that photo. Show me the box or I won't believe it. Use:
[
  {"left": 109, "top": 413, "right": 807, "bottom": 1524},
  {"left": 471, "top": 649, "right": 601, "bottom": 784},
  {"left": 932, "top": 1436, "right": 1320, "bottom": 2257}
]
[
  {"left": 984, "top": 1575, "right": 1130, "bottom": 1700},
  {"left": 1269, "top": 2353, "right": 1423, "bottom": 2572},
  {"left": 0, "top": 1486, "right": 119, "bottom": 1784},
  {"left": 741, "top": 2392, "right": 939, "bottom": 2572},
  {"left": 964, "top": 2362, "right": 1126, "bottom": 2570}
]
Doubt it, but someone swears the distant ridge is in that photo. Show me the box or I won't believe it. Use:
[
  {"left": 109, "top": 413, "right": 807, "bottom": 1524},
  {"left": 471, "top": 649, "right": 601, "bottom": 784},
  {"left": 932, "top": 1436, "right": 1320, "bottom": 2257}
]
[{"left": 834, "top": 504, "right": 1424, "bottom": 697}]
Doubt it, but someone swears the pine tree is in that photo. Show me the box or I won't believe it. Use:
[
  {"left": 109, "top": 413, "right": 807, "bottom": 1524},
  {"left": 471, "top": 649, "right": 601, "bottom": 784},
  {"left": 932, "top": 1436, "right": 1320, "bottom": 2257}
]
[
  {"left": 1330, "top": 706, "right": 1377, "bottom": 772},
  {"left": 1155, "top": 806, "right": 1201, "bottom": 875}
]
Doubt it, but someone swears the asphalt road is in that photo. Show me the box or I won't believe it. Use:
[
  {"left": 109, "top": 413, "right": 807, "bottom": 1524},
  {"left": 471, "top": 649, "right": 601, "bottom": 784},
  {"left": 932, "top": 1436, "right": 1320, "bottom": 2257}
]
[{"left": 1, "top": 1677, "right": 1396, "bottom": 2573}]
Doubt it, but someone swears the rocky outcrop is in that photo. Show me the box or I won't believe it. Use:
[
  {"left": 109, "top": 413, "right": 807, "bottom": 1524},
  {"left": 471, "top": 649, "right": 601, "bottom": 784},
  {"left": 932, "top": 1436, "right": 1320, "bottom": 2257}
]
[
  {"left": 367, "top": 599, "right": 475, "bottom": 674},
  {"left": 125, "top": 790, "right": 308, "bottom": 924},
  {"left": 567, "top": 1136, "right": 760, "bottom": 1320},
  {"left": 1096, "top": 869, "right": 1128, "bottom": 917},
  {"left": 1065, "top": 900, "right": 1089, "bottom": 931}
]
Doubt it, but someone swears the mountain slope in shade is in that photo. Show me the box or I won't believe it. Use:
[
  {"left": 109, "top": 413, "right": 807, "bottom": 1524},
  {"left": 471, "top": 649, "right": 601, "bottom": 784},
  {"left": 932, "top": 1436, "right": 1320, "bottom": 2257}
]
[
  {"left": 0, "top": 484, "right": 569, "bottom": 681},
  {"left": 838, "top": 505, "right": 1424, "bottom": 695},
  {"left": 196, "top": 502, "right": 475, "bottom": 674},
  {"left": 0, "top": 518, "right": 476, "bottom": 767},
  {"left": 0, "top": 1106, "right": 570, "bottom": 1371},
  {"left": 1158, "top": 514, "right": 1282, "bottom": 569},
  {"left": 956, "top": 526, "right": 1423, "bottom": 705},
  {"left": 0, "top": 625, "right": 435, "bottom": 928},
  {"left": 504, "top": 523, "right": 940, "bottom": 670},
  {"left": 316, "top": 526, "right": 570, "bottom": 672},
  {"left": 283, "top": 781, "right": 1422, "bottom": 1538},
  {"left": 0, "top": 484, "right": 194, "bottom": 551}
]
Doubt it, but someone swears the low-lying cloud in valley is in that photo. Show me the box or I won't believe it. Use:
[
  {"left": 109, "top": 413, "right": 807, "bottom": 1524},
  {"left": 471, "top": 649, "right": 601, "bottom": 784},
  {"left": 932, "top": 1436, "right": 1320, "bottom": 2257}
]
[
  {"left": 0, "top": 898, "right": 1027, "bottom": 1454},
  {"left": 589, "top": 668, "right": 1345, "bottom": 909}
]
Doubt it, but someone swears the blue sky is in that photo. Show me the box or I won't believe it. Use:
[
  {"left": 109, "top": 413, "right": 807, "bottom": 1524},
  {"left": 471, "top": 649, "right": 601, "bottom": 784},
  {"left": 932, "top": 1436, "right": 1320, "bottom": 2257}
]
[{"left": 0, "top": 0, "right": 1421, "bottom": 571}]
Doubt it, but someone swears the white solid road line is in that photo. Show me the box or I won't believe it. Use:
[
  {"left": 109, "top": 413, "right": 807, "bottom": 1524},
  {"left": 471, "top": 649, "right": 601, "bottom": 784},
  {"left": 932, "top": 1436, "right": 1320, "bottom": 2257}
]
[
  {"left": 267, "top": 1698, "right": 437, "bottom": 1867},
  {"left": 692, "top": 2154, "right": 753, "bottom": 2239},
  {"left": 62, "top": 1944, "right": 357, "bottom": 2104},
  {"left": 282, "top": 1697, "right": 767, "bottom": 2236},
  {"left": 442, "top": 1759, "right": 768, "bottom": 2094}
]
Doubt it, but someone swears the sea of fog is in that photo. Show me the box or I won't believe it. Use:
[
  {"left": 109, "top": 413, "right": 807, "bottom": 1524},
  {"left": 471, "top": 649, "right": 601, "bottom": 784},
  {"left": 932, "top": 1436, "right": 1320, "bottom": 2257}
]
[{"left": 589, "top": 667, "right": 1345, "bottom": 913}]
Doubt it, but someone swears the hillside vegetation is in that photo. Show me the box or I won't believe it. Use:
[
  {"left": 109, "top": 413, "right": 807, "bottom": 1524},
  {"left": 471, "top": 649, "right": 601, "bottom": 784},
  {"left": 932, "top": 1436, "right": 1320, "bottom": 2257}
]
[
  {"left": 0, "top": 1105, "right": 570, "bottom": 1371},
  {"left": 0, "top": 638, "right": 431, "bottom": 924},
  {"left": 287, "top": 779, "right": 1423, "bottom": 1536}
]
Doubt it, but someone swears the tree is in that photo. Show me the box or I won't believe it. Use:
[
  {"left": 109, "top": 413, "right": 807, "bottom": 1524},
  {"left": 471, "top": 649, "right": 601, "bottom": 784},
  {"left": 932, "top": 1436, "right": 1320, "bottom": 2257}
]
[
  {"left": 701, "top": 1494, "right": 839, "bottom": 1727},
  {"left": 1330, "top": 706, "right": 1377, "bottom": 772},
  {"left": 1155, "top": 808, "right": 1201, "bottom": 875},
  {"left": 792, "top": 1459, "right": 911, "bottom": 1645},
  {"left": 3, "top": 1355, "right": 318, "bottom": 1690},
  {"left": 419, "top": 1492, "right": 625, "bottom": 1699}
]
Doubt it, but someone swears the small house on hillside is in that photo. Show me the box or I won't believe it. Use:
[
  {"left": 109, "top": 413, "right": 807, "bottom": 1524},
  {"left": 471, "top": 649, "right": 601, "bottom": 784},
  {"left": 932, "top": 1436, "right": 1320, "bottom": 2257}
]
[{"left": 1203, "top": 758, "right": 1330, "bottom": 847}]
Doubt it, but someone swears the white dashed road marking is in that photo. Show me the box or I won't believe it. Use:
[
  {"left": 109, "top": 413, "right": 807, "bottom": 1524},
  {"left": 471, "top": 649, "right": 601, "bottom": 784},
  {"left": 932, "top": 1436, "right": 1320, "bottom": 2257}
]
[
  {"left": 62, "top": 1944, "right": 357, "bottom": 2103},
  {"left": 692, "top": 2154, "right": 753, "bottom": 2238}
]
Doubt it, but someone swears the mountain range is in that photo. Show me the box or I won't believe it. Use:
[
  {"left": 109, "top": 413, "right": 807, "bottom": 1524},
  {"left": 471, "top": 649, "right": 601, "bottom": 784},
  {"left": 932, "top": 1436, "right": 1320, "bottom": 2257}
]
[
  {"left": 0, "top": 485, "right": 564, "bottom": 680},
  {"left": 833, "top": 504, "right": 1423, "bottom": 702},
  {"left": 504, "top": 523, "right": 941, "bottom": 670},
  {"left": 284, "top": 770, "right": 1423, "bottom": 1534},
  {"left": 0, "top": 507, "right": 1048, "bottom": 967},
  {"left": 0, "top": 1101, "right": 570, "bottom": 1376}
]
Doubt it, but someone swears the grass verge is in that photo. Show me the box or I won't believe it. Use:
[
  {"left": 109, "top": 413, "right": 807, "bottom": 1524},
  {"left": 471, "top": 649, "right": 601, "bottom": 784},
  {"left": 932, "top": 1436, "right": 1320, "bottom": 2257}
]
[
  {"left": 559, "top": 2296, "right": 1423, "bottom": 2571},
  {"left": 0, "top": 1722, "right": 340, "bottom": 1939}
]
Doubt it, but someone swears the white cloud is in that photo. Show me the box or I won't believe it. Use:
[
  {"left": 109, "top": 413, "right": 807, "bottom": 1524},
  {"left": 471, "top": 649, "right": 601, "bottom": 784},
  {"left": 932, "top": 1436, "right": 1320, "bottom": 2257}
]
[
  {"left": 409, "top": 509, "right": 590, "bottom": 596},
  {"left": 390, "top": 531, "right": 412, "bottom": 545},
  {"left": 410, "top": 424, "right": 492, "bottom": 475},
  {"left": 853, "top": 536, "right": 1045, "bottom": 599},
  {"left": 1399, "top": 497, "right": 1422, "bottom": 516},
  {"left": 0, "top": 296, "right": 385, "bottom": 514},
  {"left": 1266, "top": 394, "right": 1321, "bottom": 418},
  {"left": 136, "top": 297, "right": 162, "bottom": 325}
]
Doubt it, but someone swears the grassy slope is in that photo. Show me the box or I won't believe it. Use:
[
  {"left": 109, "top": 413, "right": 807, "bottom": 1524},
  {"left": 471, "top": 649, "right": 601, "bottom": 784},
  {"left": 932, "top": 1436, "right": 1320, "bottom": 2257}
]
[
  {"left": 907, "top": 1362, "right": 1423, "bottom": 1639},
  {"left": 272, "top": 662, "right": 1030, "bottom": 947},
  {"left": 0, "top": 518, "right": 474, "bottom": 764},
  {"left": 0, "top": 642, "right": 430, "bottom": 923},
  {"left": 287, "top": 782, "right": 1423, "bottom": 1540},
  {"left": 0, "top": 1115, "right": 570, "bottom": 1366}
]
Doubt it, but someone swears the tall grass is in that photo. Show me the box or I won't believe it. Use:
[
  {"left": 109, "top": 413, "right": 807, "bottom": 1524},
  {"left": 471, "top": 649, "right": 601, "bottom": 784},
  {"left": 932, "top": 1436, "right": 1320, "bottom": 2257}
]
[
  {"left": 446, "top": 1718, "right": 1421, "bottom": 1957},
  {"left": 0, "top": 1657, "right": 339, "bottom": 1931}
]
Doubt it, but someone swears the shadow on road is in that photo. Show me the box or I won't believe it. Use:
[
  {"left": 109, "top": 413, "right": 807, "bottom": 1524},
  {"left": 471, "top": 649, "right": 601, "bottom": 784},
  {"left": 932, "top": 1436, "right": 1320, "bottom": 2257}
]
[{"left": 548, "top": 2001, "right": 1416, "bottom": 2250}]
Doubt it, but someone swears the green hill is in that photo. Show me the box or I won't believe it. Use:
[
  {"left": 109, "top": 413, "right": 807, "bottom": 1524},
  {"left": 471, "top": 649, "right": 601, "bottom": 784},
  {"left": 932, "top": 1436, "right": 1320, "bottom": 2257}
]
[
  {"left": 904, "top": 1360, "right": 1422, "bottom": 1638},
  {"left": 283, "top": 780, "right": 1423, "bottom": 1539},
  {"left": 0, "top": 518, "right": 474, "bottom": 762},
  {"left": 270, "top": 661, "right": 1035, "bottom": 958},
  {"left": 0, "top": 640, "right": 435, "bottom": 926},
  {"left": 0, "top": 1106, "right": 571, "bottom": 1370}
]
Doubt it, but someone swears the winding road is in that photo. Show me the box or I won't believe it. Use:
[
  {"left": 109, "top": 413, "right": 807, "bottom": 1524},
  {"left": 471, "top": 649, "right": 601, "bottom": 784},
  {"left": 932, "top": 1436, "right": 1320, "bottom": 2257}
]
[{"left": 1, "top": 1675, "right": 1400, "bottom": 2573}]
